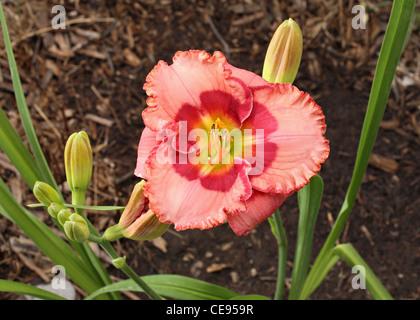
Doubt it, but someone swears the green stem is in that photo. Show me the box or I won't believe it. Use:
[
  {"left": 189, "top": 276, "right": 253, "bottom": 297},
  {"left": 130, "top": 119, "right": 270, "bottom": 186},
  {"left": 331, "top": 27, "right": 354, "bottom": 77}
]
[
  {"left": 88, "top": 235, "right": 163, "bottom": 300},
  {"left": 72, "top": 190, "right": 120, "bottom": 300},
  {"left": 80, "top": 191, "right": 161, "bottom": 300},
  {"left": 272, "top": 209, "right": 287, "bottom": 300}
]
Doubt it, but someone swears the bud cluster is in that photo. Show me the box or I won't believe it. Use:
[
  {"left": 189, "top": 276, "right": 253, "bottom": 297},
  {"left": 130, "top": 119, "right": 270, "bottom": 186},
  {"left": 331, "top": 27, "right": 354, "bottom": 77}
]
[{"left": 33, "top": 181, "right": 90, "bottom": 243}]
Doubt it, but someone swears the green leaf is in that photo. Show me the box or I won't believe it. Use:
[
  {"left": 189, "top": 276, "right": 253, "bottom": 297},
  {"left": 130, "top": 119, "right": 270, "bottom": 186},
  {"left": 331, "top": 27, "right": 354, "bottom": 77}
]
[
  {"left": 85, "top": 275, "right": 240, "bottom": 300},
  {"left": 300, "top": 0, "right": 416, "bottom": 300},
  {"left": 0, "top": 280, "right": 66, "bottom": 300},
  {"left": 300, "top": 251, "right": 340, "bottom": 300},
  {"left": 230, "top": 295, "right": 271, "bottom": 300},
  {"left": 298, "top": 244, "right": 392, "bottom": 300},
  {"left": 0, "top": 107, "right": 42, "bottom": 189},
  {"left": 267, "top": 217, "right": 279, "bottom": 244},
  {"left": 0, "top": 1, "right": 58, "bottom": 191},
  {"left": 0, "top": 1, "right": 118, "bottom": 300},
  {"left": 333, "top": 244, "right": 393, "bottom": 300},
  {"left": 27, "top": 203, "right": 125, "bottom": 211},
  {"left": 288, "top": 174, "right": 323, "bottom": 300},
  {"left": 270, "top": 209, "right": 287, "bottom": 300}
]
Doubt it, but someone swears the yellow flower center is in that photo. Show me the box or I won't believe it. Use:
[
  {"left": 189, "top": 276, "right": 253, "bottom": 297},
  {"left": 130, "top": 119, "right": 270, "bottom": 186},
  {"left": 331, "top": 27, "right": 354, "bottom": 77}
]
[{"left": 208, "top": 118, "right": 233, "bottom": 165}]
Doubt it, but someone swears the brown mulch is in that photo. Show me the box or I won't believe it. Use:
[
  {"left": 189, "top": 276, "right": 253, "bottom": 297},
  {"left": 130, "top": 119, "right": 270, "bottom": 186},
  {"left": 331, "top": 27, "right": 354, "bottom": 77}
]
[{"left": 0, "top": 0, "right": 419, "bottom": 300}]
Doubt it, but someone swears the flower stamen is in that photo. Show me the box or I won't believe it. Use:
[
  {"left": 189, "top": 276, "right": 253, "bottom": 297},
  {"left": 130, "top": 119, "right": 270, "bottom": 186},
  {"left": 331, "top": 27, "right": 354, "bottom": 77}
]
[{"left": 208, "top": 118, "right": 233, "bottom": 165}]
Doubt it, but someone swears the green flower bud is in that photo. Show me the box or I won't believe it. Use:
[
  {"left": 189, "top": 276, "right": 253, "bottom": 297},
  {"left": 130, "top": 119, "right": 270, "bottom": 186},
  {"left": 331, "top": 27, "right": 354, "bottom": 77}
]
[
  {"left": 64, "top": 131, "right": 93, "bottom": 193},
  {"left": 262, "top": 18, "right": 303, "bottom": 84},
  {"left": 63, "top": 213, "right": 90, "bottom": 243},
  {"left": 47, "top": 202, "right": 66, "bottom": 219},
  {"left": 33, "top": 181, "right": 62, "bottom": 207},
  {"left": 57, "top": 208, "right": 73, "bottom": 226}
]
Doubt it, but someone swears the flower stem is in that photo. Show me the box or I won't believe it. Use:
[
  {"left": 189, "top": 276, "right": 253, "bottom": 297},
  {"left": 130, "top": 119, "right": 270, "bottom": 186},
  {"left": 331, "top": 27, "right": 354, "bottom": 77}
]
[
  {"left": 271, "top": 209, "right": 287, "bottom": 300},
  {"left": 72, "top": 190, "right": 120, "bottom": 300},
  {"left": 73, "top": 190, "right": 162, "bottom": 300},
  {"left": 88, "top": 234, "right": 163, "bottom": 300}
]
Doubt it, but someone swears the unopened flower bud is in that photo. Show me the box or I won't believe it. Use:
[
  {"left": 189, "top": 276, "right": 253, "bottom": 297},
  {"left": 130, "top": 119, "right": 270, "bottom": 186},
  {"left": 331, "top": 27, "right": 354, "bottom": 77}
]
[
  {"left": 33, "top": 181, "right": 62, "bottom": 207},
  {"left": 103, "top": 180, "right": 170, "bottom": 241},
  {"left": 47, "top": 202, "right": 66, "bottom": 219},
  {"left": 57, "top": 208, "right": 73, "bottom": 226},
  {"left": 63, "top": 213, "right": 90, "bottom": 243},
  {"left": 262, "top": 18, "right": 303, "bottom": 84},
  {"left": 119, "top": 180, "right": 147, "bottom": 228},
  {"left": 123, "top": 209, "right": 170, "bottom": 241},
  {"left": 64, "top": 131, "right": 93, "bottom": 193}
]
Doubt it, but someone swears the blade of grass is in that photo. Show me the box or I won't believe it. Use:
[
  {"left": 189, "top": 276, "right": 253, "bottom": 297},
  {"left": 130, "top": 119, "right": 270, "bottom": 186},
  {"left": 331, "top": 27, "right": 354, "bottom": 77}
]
[
  {"left": 230, "top": 295, "right": 271, "bottom": 300},
  {"left": 0, "top": 4, "right": 120, "bottom": 298},
  {"left": 288, "top": 174, "right": 323, "bottom": 300},
  {"left": 85, "top": 275, "right": 240, "bottom": 300},
  {"left": 269, "top": 209, "right": 287, "bottom": 300},
  {"left": 300, "top": 0, "right": 416, "bottom": 300},
  {"left": 0, "top": 280, "right": 66, "bottom": 300},
  {"left": 0, "top": 1, "right": 57, "bottom": 191},
  {"left": 333, "top": 244, "right": 393, "bottom": 300},
  {"left": 0, "top": 107, "right": 42, "bottom": 189},
  {"left": 27, "top": 203, "right": 125, "bottom": 211}
]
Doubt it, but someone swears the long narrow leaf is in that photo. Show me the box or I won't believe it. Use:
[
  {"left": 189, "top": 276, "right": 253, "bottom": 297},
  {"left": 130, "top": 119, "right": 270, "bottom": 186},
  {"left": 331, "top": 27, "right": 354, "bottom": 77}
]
[
  {"left": 230, "top": 295, "right": 271, "bottom": 300},
  {"left": 300, "top": 0, "right": 416, "bottom": 300},
  {"left": 299, "top": 251, "right": 340, "bottom": 299},
  {"left": 268, "top": 209, "right": 287, "bottom": 300},
  {"left": 85, "top": 275, "right": 240, "bottom": 300},
  {"left": 0, "top": 107, "right": 42, "bottom": 189},
  {"left": 0, "top": 280, "right": 66, "bottom": 300},
  {"left": 28, "top": 203, "right": 125, "bottom": 211},
  {"left": 288, "top": 174, "right": 323, "bottom": 300},
  {"left": 0, "top": 4, "right": 119, "bottom": 297},
  {"left": 0, "top": 1, "right": 58, "bottom": 191},
  {"left": 333, "top": 244, "right": 393, "bottom": 300}
]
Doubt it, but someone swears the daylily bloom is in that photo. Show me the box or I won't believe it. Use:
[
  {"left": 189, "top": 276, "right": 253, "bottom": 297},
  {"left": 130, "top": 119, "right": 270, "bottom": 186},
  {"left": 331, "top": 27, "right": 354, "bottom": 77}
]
[{"left": 135, "top": 50, "right": 329, "bottom": 235}]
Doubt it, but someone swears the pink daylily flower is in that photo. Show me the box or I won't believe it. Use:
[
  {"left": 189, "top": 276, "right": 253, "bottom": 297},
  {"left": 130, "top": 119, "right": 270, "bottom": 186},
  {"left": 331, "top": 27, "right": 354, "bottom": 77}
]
[{"left": 135, "top": 50, "right": 329, "bottom": 236}]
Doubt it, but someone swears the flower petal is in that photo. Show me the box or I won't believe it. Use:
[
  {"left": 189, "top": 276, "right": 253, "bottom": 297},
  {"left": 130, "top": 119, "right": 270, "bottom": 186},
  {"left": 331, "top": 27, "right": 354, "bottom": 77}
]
[
  {"left": 226, "top": 64, "right": 268, "bottom": 87},
  {"left": 142, "top": 50, "right": 252, "bottom": 131},
  {"left": 228, "top": 189, "right": 288, "bottom": 236},
  {"left": 243, "top": 84, "right": 329, "bottom": 194},
  {"left": 134, "top": 127, "right": 160, "bottom": 179},
  {"left": 143, "top": 145, "right": 253, "bottom": 231}
]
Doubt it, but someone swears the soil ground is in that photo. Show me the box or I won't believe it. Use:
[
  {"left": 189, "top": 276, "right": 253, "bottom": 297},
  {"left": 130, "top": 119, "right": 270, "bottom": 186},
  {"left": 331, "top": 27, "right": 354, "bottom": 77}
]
[{"left": 0, "top": 0, "right": 419, "bottom": 300}]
